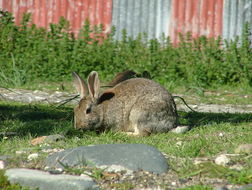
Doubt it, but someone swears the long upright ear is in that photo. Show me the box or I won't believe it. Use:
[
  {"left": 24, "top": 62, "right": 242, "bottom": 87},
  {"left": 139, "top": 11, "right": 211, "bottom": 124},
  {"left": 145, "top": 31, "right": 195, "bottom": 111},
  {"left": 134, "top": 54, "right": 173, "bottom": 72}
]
[
  {"left": 87, "top": 71, "right": 100, "bottom": 101},
  {"left": 108, "top": 70, "right": 137, "bottom": 86},
  {"left": 72, "top": 72, "right": 88, "bottom": 99}
]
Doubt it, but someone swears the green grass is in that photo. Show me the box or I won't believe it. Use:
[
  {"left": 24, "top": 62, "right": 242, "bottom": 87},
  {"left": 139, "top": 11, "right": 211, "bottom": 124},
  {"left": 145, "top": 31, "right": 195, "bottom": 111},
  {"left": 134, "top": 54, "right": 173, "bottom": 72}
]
[
  {"left": 0, "top": 101, "right": 251, "bottom": 189},
  {"left": 0, "top": 10, "right": 252, "bottom": 189},
  {"left": 0, "top": 10, "right": 252, "bottom": 89}
]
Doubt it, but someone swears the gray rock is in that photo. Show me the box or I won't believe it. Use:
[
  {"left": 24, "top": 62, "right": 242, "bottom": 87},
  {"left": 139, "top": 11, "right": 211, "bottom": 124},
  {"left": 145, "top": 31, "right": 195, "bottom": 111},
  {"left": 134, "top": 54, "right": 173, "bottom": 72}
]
[
  {"left": 46, "top": 144, "right": 169, "bottom": 174},
  {"left": 5, "top": 168, "right": 99, "bottom": 190},
  {"left": 45, "top": 134, "right": 65, "bottom": 143},
  {"left": 235, "top": 144, "right": 252, "bottom": 154},
  {"left": 214, "top": 186, "right": 229, "bottom": 190},
  {"left": 238, "top": 184, "right": 252, "bottom": 190}
]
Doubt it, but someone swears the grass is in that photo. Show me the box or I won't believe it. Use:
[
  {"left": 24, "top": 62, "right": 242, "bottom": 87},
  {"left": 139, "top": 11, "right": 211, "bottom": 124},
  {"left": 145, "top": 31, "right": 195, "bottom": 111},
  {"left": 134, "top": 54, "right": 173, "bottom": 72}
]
[
  {"left": 0, "top": 100, "right": 251, "bottom": 189},
  {"left": 0, "top": 10, "right": 252, "bottom": 189},
  {"left": 1, "top": 10, "right": 252, "bottom": 90}
]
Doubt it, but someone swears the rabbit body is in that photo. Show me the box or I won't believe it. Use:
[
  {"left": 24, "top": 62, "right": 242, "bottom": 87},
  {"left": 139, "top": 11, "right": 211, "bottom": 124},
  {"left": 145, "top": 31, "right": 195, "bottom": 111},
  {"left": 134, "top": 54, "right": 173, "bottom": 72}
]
[{"left": 73, "top": 71, "right": 177, "bottom": 136}]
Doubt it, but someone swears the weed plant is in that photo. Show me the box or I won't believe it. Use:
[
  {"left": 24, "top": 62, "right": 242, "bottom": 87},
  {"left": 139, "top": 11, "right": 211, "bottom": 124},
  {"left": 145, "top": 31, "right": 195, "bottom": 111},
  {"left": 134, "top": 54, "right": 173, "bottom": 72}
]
[{"left": 0, "top": 10, "right": 251, "bottom": 88}]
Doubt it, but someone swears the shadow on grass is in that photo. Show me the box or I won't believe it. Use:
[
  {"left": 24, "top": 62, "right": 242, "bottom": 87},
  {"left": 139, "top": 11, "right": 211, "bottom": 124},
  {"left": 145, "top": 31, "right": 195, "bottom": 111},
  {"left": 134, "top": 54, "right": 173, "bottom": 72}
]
[
  {"left": 0, "top": 103, "right": 74, "bottom": 137},
  {"left": 0, "top": 103, "right": 252, "bottom": 137},
  {"left": 178, "top": 111, "right": 252, "bottom": 127}
]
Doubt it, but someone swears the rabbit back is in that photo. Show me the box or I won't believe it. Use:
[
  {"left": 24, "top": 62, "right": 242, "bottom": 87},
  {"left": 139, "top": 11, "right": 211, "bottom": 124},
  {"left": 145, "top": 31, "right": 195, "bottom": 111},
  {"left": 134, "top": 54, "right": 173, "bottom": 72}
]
[{"left": 102, "top": 78, "right": 178, "bottom": 135}]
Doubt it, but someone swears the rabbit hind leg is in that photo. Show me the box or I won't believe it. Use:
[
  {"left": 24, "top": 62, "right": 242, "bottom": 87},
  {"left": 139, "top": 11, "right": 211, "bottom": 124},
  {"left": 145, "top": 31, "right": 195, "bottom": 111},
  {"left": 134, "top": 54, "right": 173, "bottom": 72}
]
[{"left": 124, "top": 121, "right": 151, "bottom": 136}]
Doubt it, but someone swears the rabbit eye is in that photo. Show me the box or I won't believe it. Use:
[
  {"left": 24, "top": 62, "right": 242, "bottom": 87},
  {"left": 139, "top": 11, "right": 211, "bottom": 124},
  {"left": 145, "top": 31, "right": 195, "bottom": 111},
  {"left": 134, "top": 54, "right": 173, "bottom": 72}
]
[{"left": 86, "top": 107, "right": 91, "bottom": 114}]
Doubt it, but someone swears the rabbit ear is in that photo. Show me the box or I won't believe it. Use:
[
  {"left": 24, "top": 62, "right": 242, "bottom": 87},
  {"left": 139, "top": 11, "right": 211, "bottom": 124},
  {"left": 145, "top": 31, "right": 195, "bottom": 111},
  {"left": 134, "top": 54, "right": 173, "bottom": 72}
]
[
  {"left": 108, "top": 70, "right": 137, "bottom": 86},
  {"left": 97, "top": 89, "right": 115, "bottom": 104},
  {"left": 72, "top": 72, "right": 88, "bottom": 99},
  {"left": 87, "top": 71, "right": 100, "bottom": 101}
]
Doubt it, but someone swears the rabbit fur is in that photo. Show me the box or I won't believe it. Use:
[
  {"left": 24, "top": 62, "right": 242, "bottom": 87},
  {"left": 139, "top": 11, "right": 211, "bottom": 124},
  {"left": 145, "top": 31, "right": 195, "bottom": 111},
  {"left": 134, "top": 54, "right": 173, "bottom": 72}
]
[{"left": 73, "top": 71, "right": 178, "bottom": 136}]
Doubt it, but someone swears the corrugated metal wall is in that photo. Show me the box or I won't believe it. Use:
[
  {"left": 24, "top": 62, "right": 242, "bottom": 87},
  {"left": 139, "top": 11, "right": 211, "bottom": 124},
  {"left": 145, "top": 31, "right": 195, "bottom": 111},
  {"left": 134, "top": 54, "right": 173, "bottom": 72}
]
[
  {"left": 0, "top": 0, "right": 113, "bottom": 34},
  {"left": 223, "top": 0, "right": 252, "bottom": 41},
  {"left": 0, "top": 0, "right": 252, "bottom": 43},
  {"left": 111, "top": 0, "right": 171, "bottom": 40},
  {"left": 169, "top": 0, "right": 224, "bottom": 44}
]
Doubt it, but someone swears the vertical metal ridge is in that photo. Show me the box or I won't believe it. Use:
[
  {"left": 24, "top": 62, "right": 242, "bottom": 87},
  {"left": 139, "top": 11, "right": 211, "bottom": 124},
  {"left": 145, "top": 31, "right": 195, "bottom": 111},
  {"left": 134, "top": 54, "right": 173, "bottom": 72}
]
[
  {"left": 111, "top": 0, "right": 172, "bottom": 41},
  {"left": 0, "top": 0, "right": 113, "bottom": 36},
  {"left": 223, "top": 0, "right": 252, "bottom": 41},
  {"left": 170, "top": 0, "right": 224, "bottom": 44}
]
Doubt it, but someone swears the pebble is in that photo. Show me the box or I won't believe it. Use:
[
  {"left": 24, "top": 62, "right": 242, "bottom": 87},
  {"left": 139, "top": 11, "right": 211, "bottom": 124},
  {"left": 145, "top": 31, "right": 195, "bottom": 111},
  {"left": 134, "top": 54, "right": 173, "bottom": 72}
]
[
  {"left": 176, "top": 141, "right": 183, "bottom": 146},
  {"left": 171, "top": 181, "right": 177, "bottom": 186},
  {"left": 48, "top": 168, "right": 64, "bottom": 175},
  {"left": 16, "top": 150, "right": 27, "bottom": 154},
  {"left": 28, "top": 153, "right": 39, "bottom": 161},
  {"left": 215, "top": 154, "right": 230, "bottom": 166},
  {"left": 229, "top": 164, "right": 243, "bottom": 171},
  {"left": 170, "top": 126, "right": 190, "bottom": 134},
  {"left": 0, "top": 160, "right": 6, "bottom": 169},
  {"left": 218, "top": 132, "right": 224, "bottom": 137}
]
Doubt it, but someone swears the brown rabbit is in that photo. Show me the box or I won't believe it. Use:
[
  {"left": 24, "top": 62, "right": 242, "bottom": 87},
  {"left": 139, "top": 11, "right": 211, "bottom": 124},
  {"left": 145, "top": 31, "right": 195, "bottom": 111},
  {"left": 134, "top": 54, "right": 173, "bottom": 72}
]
[{"left": 73, "top": 71, "right": 178, "bottom": 136}]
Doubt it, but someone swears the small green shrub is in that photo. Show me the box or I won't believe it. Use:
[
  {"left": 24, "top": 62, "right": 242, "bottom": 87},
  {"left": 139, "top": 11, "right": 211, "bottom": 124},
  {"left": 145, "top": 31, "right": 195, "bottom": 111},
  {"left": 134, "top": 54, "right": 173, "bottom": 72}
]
[{"left": 0, "top": 10, "right": 251, "bottom": 88}]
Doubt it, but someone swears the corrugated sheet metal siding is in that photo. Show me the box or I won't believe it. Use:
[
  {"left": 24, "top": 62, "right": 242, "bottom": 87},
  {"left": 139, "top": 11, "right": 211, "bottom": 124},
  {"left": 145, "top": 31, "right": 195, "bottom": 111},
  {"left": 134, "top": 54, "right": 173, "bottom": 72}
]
[
  {"left": 223, "top": 0, "right": 252, "bottom": 41},
  {"left": 1, "top": 0, "right": 252, "bottom": 43},
  {"left": 169, "top": 0, "right": 224, "bottom": 44},
  {"left": 112, "top": 0, "right": 172, "bottom": 40},
  {"left": 0, "top": 0, "right": 113, "bottom": 34}
]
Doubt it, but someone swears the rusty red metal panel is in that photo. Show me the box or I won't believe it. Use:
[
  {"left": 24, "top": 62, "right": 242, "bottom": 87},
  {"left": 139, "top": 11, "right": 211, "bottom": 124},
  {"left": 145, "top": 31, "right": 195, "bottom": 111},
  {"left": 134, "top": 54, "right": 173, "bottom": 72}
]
[
  {"left": 169, "top": 0, "right": 224, "bottom": 44},
  {"left": 0, "top": 0, "right": 113, "bottom": 35}
]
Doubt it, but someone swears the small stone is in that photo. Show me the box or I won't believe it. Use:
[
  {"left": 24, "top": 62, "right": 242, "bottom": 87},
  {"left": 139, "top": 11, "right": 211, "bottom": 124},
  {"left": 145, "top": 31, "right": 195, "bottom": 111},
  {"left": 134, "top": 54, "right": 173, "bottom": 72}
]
[
  {"left": 171, "top": 181, "right": 177, "bottom": 186},
  {"left": 230, "top": 164, "right": 243, "bottom": 171},
  {"left": 28, "top": 153, "right": 39, "bottom": 161},
  {"left": 44, "top": 166, "right": 50, "bottom": 171},
  {"left": 48, "top": 168, "right": 64, "bottom": 175},
  {"left": 218, "top": 132, "right": 224, "bottom": 137},
  {"left": 215, "top": 154, "right": 230, "bottom": 166},
  {"left": 16, "top": 150, "right": 27, "bottom": 154},
  {"left": 170, "top": 126, "right": 190, "bottom": 134},
  {"left": 235, "top": 144, "right": 252, "bottom": 154},
  {"left": 176, "top": 141, "right": 183, "bottom": 146},
  {"left": 0, "top": 160, "right": 6, "bottom": 169}
]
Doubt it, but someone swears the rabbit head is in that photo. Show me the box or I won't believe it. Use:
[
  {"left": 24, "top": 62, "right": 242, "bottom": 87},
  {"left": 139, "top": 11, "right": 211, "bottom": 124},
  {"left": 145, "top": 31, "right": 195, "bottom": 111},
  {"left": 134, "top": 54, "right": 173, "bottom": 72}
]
[{"left": 72, "top": 71, "right": 113, "bottom": 130}]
